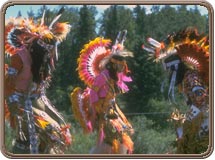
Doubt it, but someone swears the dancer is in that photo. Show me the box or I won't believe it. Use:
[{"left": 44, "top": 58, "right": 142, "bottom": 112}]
[
  {"left": 71, "top": 31, "right": 134, "bottom": 154},
  {"left": 4, "top": 8, "right": 72, "bottom": 154},
  {"left": 142, "top": 27, "right": 209, "bottom": 154}
]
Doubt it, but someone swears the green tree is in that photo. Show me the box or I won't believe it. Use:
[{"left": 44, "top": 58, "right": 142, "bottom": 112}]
[
  {"left": 99, "top": 5, "right": 118, "bottom": 41},
  {"left": 99, "top": 5, "right": 136, "bottom": 50},
  {"left": 133, "top": 5, "right": 147, "bottom": 36},
  {"left": 27, "top": 7, "right": 35, "bottom": 18},
  {"left": 46, "top": 6, "right": 80, "bottom": 113},
  {"left": 47, "top": 5, "right": 97, "bottom": 113},
  {"left": 16, "top": 10, "right": 22, "bottom": 17},
  {"left": 35, "top": 5, "right": 53, "bottom": 26},
  {"left": 76, "top": 5, "right": 97, "bottom": 47}
]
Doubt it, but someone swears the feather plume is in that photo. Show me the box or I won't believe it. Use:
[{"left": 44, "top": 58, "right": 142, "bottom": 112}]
[
  {"left": 5, "top": 9, "right": 70, "bottom": 55},
  {"left": 70, "top": 87, "right": 92, "bottom": 133},
  {"left": 142, "top": 27, "right": 209, "bottom": 85},
  {"left": 49, "top": 7, "right": 65, "bottom": 29},
  {"left": 77, "top": 37, "right": 112, "bottom": 86},
  {"left": 40, "top": 10, "right": 46, "bottom": 26}
]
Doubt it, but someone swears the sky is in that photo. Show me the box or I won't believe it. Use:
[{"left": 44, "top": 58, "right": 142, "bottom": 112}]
[{"left": 3, "top": 4, "right": 209, "bottom": 20}]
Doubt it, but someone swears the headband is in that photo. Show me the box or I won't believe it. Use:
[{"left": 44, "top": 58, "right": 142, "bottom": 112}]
[{"left": 110, "top": 58, "right": 126, "bottom": 65}]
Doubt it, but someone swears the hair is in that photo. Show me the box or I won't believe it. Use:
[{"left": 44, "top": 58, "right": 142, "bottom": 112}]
[
  {"left": 105, "top": 54, "right": 126, "bottom": 81},
  {"left": 164, "top": 55, "right": 188, "bottom": 86},
  {"left": 29, "top": 38, "right": 55, "bottom": 83}
]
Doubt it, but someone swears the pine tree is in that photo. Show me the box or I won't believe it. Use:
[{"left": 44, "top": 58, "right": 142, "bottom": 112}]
[
  {"left": 27, "top": 7, "right": 35, "bottom": 18},
  {"left": 76, "top": 5, "right": 97, "bottom": 47},
  {"left": 133, "top": 5, "right": 147, "bottom": 36},
  {"left": 16, "top": 10, "right": 22, "bottom": 18},
  {"left": 45, "top": 6, "right": 80, "bottom": 112},
  {"left": 99, "top": 5, "right": 136, "bottom": 50}
]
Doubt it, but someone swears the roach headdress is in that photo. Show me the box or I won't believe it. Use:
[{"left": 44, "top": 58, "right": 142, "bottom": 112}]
[
  {"left": 5, "top": 7, "right": 71, "bottom": 83},
  {"left": 142, "top": 27, "right": 209, "bottom": 102}
]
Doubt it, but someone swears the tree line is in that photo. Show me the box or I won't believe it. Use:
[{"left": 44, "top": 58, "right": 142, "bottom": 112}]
[{"left": 21, "top": 4, "right": 208, "bottom": 117}]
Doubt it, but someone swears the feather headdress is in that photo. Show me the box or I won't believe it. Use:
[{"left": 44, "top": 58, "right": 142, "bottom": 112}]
[
  {"left": 5, "top": 7, "right": 71, "bottom": 85},
  {"left": 77, "top": 37, "right": 112, "bottom": 87},
  {"left": 142, "top": 27, "right": 209, "bottom": 103},
  {"left": 142, "top": 27, "right": 209, "bottom": 84},
  {"left": 71, "top": 30, "right": 133, "bottom": 134},
  {"left": 77, "top": 30, "right": 133, "bottom": 87},
  {"left": 5, "top": 7, "right": 71, "bottom": 56}
]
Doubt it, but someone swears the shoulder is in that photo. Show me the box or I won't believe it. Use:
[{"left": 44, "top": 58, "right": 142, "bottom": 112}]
[
  {"left": 93, "top": 70, "right": 109, "bottom": 86},
  {"left": 10, "top": 52, "right": 23, "bottom": 70},
  {"left": 11, "top": 53, "right": 22, "bottom": 62}
]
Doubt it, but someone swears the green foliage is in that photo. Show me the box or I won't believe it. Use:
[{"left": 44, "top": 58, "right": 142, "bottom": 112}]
[
  {"left": 99, "top": 5, "right": 136, "bottom": 49},
  {"left": 43, "top": 4, "right": 208, "bottom": 115},
  {"left": 64, "top": 122, "right": 97, "bottom": 154},
  {"left": 4, "top": 116, "right": 176, "bottom": 154},
  {"left": 4, "top": 122, "right": 14, "bottom": 153},
  {"left": 76, "top": 5, "right": 97, "bottom": 47},
  {"left": 131, "top": 116, "right": 176, "bottom": 154}
]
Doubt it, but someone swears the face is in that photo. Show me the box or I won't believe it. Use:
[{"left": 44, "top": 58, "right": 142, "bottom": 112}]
[{"left": 115, "top": 63, "right": 125, "bottom": 72}]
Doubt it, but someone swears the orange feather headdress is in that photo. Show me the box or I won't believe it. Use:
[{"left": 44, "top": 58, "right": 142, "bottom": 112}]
[
  {"left": 77, "top": 30, "right": 133, "bottom": 87},
  {"left": 77, "top": 37, "right": 112, "bottom": 87},
  {"left": 142, "top": 27, "right": 209, "bottom": 85},
  {"left": 5, "top": 7, "right": 71, "bottom": 56}
]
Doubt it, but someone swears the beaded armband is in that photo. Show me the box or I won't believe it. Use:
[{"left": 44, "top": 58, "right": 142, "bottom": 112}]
[
  {"left": 7, "top": 67, "right": 18, "bottom": 76},
  {"left": 8, "top": 91, "right": 23, "bottom": 103}
]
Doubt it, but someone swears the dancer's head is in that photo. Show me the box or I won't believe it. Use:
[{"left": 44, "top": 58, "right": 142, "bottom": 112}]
[{"left": 106, "top": 54, "right": 129, "bottom": 81}]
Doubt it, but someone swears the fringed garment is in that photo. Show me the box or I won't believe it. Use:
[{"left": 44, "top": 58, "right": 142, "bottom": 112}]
[{"left": 175, "top": 70, "right": 209, "bottom": 154}]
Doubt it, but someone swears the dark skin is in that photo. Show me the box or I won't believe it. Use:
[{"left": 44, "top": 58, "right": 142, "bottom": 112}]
[
  {"left": 5, "top": 32, "right": 38, "bottom": 118},
  {"left": 5, "top": 32, "right": 38, "bottom": 96}
]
